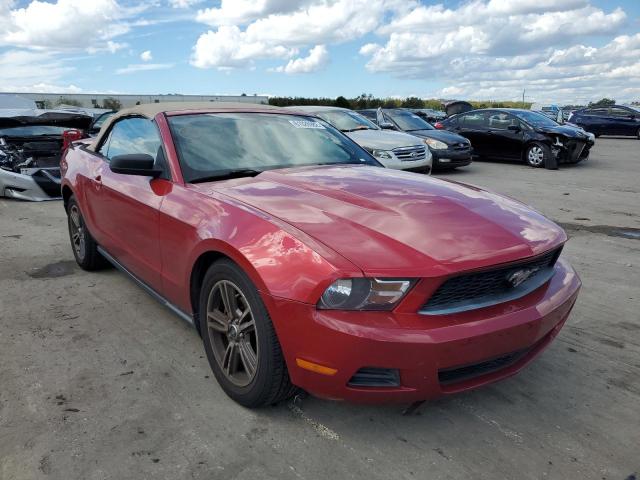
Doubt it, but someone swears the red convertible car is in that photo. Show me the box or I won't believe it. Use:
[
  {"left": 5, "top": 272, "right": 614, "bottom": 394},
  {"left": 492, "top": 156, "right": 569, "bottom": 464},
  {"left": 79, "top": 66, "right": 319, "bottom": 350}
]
[{"left": 60, "top": 103, "right": 581, "bottom": 407}]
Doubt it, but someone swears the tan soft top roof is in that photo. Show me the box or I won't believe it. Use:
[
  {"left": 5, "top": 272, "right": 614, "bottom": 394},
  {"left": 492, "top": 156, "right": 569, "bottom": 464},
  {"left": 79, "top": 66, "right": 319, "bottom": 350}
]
[{"left": 90, "top": 101, "right": 292, "bottom": 150}]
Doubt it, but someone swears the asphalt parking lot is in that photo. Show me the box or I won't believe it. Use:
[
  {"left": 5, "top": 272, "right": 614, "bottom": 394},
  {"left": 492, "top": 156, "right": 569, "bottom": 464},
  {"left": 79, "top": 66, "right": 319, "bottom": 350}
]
[{"left": 1, "top": 138, "right": 638, "bottom": 480}]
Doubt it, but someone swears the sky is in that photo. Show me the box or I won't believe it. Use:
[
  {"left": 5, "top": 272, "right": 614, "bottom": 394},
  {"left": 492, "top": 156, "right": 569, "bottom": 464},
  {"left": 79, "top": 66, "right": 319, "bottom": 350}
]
[{"left": 0, "top": 0, "right": 639, "bottom": 104}]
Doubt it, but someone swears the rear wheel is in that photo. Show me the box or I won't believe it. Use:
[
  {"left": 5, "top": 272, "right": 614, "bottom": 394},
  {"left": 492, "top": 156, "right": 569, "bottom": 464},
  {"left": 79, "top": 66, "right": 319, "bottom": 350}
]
[
  {"left": 67, "top": 196, "right": 108, "bottom": 270},
  {"left": 199, "top": 259, "right": 296, "bottom": 407}
]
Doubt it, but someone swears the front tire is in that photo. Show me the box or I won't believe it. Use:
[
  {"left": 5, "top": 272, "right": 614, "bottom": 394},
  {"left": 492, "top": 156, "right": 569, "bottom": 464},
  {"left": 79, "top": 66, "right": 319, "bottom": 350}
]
[
  {"left": 67, "top": 196, "right": 108, "bottom": 270},
  {"left": 199, "top": 259, "right": 296, "bottom": 407},
  {"left": 525, "top": 142, "right": 555, "bottom": 169}
]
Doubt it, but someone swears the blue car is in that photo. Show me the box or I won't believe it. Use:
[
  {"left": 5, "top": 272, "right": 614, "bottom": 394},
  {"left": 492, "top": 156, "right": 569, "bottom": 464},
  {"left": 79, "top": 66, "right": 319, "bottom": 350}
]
[{"left": 569, "top": 105, "right": 640, "bottom": 139}]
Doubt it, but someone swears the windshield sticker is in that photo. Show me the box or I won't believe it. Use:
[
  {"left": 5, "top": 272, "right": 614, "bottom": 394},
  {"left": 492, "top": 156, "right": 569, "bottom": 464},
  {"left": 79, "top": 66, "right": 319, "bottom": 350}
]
[{"left": 289, "top": 120, "right": 326, "bottom": 129}]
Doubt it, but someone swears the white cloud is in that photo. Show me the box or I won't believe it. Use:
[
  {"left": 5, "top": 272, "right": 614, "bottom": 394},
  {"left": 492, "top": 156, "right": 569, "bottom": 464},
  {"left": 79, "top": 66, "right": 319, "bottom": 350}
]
[
  {"left": 140, "top": 50, "right": 153, "bottom": 61},
  {"left": 196, "top": 0, "right": 309, "bottom": 26},
  {"left": 5, "top": 83, "right": 83, "bottom": 94},
  {"left": 0, "top": 0, "right": 147, "bottom": 53},
  {"left": 116, "top": 63, "right": 175, "bottom": 75},
  {"left": 359, "top": 0, "right": 634, "bottom": 102},
  {"left": 0, "top": 49, "right": 74, "bottom": 89},
  {"left": 169, "top": 0, "right": 202, "bottom": 8},
  {"left": 191, "top": 0, "right": 403, "bottom": 70},
  {"left": 273, "top": 45, "right": 328, "bottom": 74},
  {"left": 86, "top": 40, "right": 128, "bottom": 54},
  {"left": 191, "top": 25, "right": 296, "bottom": 70}
]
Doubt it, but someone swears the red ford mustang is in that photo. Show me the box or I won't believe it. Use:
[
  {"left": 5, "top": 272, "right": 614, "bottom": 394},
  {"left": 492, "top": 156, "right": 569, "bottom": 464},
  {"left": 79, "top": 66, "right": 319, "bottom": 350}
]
[{"left": 60, "top": 103, "right": 581, "bottom": 407}]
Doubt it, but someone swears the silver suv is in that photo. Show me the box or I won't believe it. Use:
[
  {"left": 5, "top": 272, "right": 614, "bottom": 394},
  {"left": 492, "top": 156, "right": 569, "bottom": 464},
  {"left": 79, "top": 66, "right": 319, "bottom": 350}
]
[{"left": 288, "top": 106, "right": 432, "bottom": 173}]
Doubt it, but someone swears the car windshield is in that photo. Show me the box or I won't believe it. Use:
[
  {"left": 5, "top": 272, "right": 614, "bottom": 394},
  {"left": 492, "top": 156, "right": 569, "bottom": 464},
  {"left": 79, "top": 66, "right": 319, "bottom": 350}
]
[
  {"left": 92, "top": 111, "right": 115, "bottom": 129},
  {"left": 0, "top": 125, "right": 67, "bottom": 136},
  {"left": 387, "top": 111, "right": 434, "bottom": 131},
  {"left": 315, "top": 110, "right": 379, "bottom": 132},
  {"left": 513, "top": 110, "right": 559, "bottom": 128},
  {"left": 168, "top": 113, "right": 379, "bottom": 183}
]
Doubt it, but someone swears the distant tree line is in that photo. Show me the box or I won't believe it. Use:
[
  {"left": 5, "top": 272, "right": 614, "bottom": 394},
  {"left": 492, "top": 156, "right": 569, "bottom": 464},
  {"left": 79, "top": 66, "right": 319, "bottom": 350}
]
[
  {"left": 269, "top": 93, "right": 532, "bottom": 110},
  {"left": 38, "top": 96, "right": 123, "bottom": 110}
]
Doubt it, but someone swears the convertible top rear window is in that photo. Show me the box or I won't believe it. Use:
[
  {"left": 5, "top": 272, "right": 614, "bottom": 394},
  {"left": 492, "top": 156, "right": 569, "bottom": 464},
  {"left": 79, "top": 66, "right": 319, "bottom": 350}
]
[{"left": 168, "top": 113, "right": 377, "bottom": 182}]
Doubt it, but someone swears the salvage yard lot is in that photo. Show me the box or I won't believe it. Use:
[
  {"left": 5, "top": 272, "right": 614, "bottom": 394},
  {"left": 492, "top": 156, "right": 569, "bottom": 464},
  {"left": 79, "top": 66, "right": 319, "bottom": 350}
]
[{"left": 1, "top": 138, "right": 638, "bottom": 480}]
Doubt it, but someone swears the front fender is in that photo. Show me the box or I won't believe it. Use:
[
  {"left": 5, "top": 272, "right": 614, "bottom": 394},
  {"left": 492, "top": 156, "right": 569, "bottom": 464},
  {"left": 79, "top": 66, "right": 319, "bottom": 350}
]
[{"left": 159, "top": 185, "right": 362, "bottom": 315}]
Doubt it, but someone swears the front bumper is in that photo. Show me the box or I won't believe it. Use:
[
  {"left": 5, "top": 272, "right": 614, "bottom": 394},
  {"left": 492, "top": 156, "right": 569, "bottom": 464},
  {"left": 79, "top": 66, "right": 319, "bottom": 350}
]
[
  {"left": 266, "top": 258, "right": 580, "bottom": 403},
  {"left": 379, "top": 156, "right": 433, "bottom": 172},
  {"left": 553, "top": 139, "right": 591, "bottom": 164},
  {"left": 0, "top": 167, "right": 62, "bottom": 201},
  {"left": 431, "top": 148, "right": 472, "bottom": 169}
]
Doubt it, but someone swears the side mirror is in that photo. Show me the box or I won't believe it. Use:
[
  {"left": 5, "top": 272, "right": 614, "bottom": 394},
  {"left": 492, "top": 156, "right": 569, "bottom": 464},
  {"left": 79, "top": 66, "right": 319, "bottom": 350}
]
[
  {"left": 110, "top": 154, "right": 162, "bottom": 177},
  {"left": 507, "top": 125, "right": 521, "bottom": 132},
  {"left": 379, "top": 122, "right": 396, "bottom": 130}
]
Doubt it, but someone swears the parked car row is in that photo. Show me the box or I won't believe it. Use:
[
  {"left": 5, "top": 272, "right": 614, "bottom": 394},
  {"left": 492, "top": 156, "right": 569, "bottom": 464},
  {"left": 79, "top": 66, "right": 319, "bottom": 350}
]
[
  {"left": 358, "top": 108, "right": 472, "bottom": 169},
  {"left": 5, "top": 98, "right": 635, "bottom": 201},
  {"left": 287, "top": 106, "right": 434, "bottom": 173}
]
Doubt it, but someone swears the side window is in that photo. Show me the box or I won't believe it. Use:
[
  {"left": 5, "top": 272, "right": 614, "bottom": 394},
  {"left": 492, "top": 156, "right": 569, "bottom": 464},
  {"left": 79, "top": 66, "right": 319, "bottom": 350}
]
[
  {"left": 359, "top": 111, "right": 376, "bottom": 121},
  {"left": 461, "top": 112, "right": 487, "bottom": 128},
  {"left": 585, "top": 108, "right": 608, "bottom": 116},
  {"left": 106, "top": 117, "right": 162, "bottom": 161},
  {"left": 609, "top": 107, "right": 633, "bottom": 117},
  {"left": 487, "top": 113, "right": 518, "bottom": 129}
]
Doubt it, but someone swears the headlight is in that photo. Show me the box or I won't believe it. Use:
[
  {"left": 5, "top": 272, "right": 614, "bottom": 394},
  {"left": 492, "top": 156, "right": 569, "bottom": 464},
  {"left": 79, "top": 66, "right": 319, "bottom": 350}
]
[
  {"left": 424, "top": 138, "right": 448, "bottom": 150},
  {"left": 318, "top": 278, "right": 414, "bottom": 310},
  {"left": 371, "top": 149, "right": 393, "bottom": 159}
]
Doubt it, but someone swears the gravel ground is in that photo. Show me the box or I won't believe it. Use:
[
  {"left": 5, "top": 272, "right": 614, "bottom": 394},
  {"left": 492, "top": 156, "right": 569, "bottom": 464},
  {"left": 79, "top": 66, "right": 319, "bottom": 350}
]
[{"left": 1, "top": 137, "right": 638, "bottom": 480}]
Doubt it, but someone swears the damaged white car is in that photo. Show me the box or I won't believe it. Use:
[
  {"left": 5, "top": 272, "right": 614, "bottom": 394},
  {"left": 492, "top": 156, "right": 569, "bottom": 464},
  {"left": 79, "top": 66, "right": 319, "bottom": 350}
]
[{"left": 0, "top": 109, "right": 92, "bottom": 201}]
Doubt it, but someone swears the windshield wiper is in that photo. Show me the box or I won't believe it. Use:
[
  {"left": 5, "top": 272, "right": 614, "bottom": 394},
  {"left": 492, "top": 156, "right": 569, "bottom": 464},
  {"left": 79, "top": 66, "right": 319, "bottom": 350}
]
[
  {"left": 341, "top": 126, "right": 370, "bottom": 132},
  {"left": 190, "top": 168, "right": 263, "bottom": 183}
]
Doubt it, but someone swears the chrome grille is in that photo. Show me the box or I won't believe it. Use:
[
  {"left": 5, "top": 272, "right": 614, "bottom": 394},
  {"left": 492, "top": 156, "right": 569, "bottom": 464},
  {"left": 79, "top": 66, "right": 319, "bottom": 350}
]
[{"left": 393, "top": 145, "right": 427, "bottom": 161}]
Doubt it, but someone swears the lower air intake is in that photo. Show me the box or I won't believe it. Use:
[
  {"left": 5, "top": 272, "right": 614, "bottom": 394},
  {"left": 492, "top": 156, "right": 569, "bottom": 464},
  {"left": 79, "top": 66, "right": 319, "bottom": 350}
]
[
  {"left": 348, "top": 367, "right": 400, "bottom": 388},
  {"left": 438, "top": 348, "right": 530, "bottom": 385}
]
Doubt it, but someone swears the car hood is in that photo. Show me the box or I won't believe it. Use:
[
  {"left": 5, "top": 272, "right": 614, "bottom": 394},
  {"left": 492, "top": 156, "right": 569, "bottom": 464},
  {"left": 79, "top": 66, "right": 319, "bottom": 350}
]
[
  {"left": 194, "top": 165, "right": 566, "bottom": 276},
  {"left": 403, "top": 129, "right": 469, "bottom": 145},
  {"left": 345, "top": 129, "right": 423, "bottom": 150},
  {"left": 0, "top": 109, "right": 93, "bottom": 130},
  {"left": 535, "top": 124, "right": 591, "bottom": 139}
]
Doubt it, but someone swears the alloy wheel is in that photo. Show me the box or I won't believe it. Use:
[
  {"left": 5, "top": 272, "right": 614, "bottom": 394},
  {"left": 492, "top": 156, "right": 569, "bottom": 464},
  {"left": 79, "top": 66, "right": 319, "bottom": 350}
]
[
  {"left": 527, "top": 146, "right": 544, "bottom": 166},
  {"left": 69, "top": 205, "right": 86, "bottom": 260},
  {"left": 206, "top": 280, "right": 258, "bottom": 387}
]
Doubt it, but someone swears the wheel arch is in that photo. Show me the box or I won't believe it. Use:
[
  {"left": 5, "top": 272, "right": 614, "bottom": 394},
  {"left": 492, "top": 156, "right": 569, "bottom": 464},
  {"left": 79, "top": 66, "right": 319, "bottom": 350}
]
[
  {"left": 62, "top": 184, "right": 74, "bottom": 212},
  {"left": 188, "top": 243, "right": 271, "bottom": 336}
]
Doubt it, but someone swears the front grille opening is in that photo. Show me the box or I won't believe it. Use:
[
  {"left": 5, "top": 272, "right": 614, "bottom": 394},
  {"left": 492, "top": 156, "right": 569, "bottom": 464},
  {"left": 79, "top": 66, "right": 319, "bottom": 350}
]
[
  {"left": 438, "top": 348, "right": 529, "bottom": 385},
  {"left": 392, "top": 145, "right": 427, "bottom": 161},
  {"left": 422, "top": 247, "right": 562, "bottom": 315},
  {"left": 348, "top": 367, "right": 400, "bottom": 388}
]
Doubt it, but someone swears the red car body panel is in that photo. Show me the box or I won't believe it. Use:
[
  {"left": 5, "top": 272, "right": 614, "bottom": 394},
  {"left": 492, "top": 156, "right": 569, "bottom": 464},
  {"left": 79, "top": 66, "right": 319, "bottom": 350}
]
[{"left": 60, "top": 106, "right": 581, "bottom": 403}]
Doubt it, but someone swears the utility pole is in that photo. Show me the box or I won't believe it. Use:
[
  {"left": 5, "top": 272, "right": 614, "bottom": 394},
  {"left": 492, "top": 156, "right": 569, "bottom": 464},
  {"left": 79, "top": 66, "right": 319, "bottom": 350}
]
[{"left": 522, "top": 88, "right": 526, "bottom": 107}]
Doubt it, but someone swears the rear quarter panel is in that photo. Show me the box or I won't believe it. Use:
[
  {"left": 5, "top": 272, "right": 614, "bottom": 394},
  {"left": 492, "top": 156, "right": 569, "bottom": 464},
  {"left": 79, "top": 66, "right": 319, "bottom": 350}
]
[{"left": 60, "top": 144, "right": 100, "bottom": 224}]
